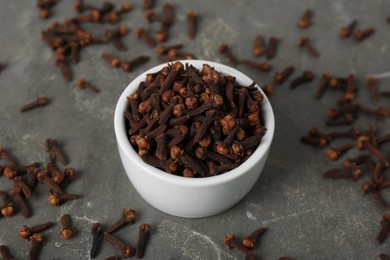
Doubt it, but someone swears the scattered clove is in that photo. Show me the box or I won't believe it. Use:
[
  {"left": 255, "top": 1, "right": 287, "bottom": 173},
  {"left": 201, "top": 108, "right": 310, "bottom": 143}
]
[
  {"left": 48, "top": 192, "right": 81, "bottom": 207},
  {"left": 299, "top": 36, "right": 320, "bottom": 57},
  {"left": 367, "top": 77, "right": 378, "bottom": 103},
  {"left": 224, "top": 234, "right": 255, "bottom": 258},
  {"left": 354, "top": 28, "right": 375, "bottom": 42},
  {"left": 136, "top": 223, "right": 151, "bottom": 258},
  {"left": 45, "top": 138, "right": 68, "bottom": 165},
  {"left": 135, "top": 27, "right": 156, "bottom": 48},
  {"left": 10, "top": 186, "right": 30, "bottom": 218},
  {"left": 28, "top": 233, "right": 43, "bottom": 260},
  {"left": 20, "top": 96, "right": 50, "bottom": 113},
  {"left": 290, "top": 70, "right": 314, "bottom": 89},
  {"left": 323, "top": 167, "right": 362, "bottom": 181},
  {"left": 122, "top": 56, "right": 150, "bottom": 73},
  {"left": 20, "top": 222, "right": 54, "bottom": 239},
  {"left": 240, "top": 59, "right": 271, "bottom": 72},
  {"left": 266, "top": 36, "right": 278, "bottom": 59},
  {"left": 326, "top": 143, "right": 353, "bottom": 161},
  {"left": 242, "top": 227, "right": 268, "bottom": 249},
  {"left": 60, "top": 214, "right": 75, "bottom": 239},
  {"left": 187, "top": 11, "right": 198, "bottom": 39},
  {"left": 90, "top": 223, "right": 104, "bottom": 258},
  {"left": 77, "top": 79, "right": 100, "bottom": 93},
  {"left": 274, "top": 66, "right": 295, "bottom": 84},
  {"left": 102, "top": 53, "right": 121, "bottom": 68},
  {"left": 104, "top": 233, "right": 133, "bottom": 258},
  {"left": 218, "top": 44, "right": 240, "bottom": 65},
  {"left": 142, "top": 0, "right": 154, "bottom": 9},
  {"left": 106, "top": 209, "right": 136, "bottom": 234},
  {"left": 253, "top": 35, "right": 265, "bottom": 57},
  {"left": 298, "top": 9, "right": 313, "bottom": 29},
  {"left": 0, "top": 191, "right": 15, "bottom": 217},
  {"left": 377, "top": 214, "right": 390, "bottom": 244},
  {"left": 340, "top": 20, "right": 357, "bottom": 37},
  {"left": 315, "top": 72, "right": 331, "bottom": 99}
]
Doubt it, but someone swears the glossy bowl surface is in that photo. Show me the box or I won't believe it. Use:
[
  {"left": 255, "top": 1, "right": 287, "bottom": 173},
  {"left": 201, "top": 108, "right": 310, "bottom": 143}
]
[{"left": 114, "top": 60, "right": 275, "bottom": 218}]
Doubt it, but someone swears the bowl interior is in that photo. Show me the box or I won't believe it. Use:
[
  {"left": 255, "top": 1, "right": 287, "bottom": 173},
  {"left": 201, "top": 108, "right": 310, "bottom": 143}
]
[{"left": 114, "top": 60, "right": 275, "bottom": 186}]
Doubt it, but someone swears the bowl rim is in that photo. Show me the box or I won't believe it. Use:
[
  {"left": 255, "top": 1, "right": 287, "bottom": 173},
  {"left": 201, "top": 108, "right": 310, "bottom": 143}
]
[{"left": 114, "top": 59, "right": 275, "bottom": 187}]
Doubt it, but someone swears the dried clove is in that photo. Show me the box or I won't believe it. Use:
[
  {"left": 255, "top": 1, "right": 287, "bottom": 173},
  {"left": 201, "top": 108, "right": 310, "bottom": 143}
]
[
  {"left": 122, "top": 56, "right": 150, "bottom": 73},
  {"left": 274, "top": 66, "right": 295, "bottom": 84},
  {"left": 323, "top": 167, "right": 362, "bottom": 181},
  {"left": 299, "top": 36, "right": 320, "bottom": 57},
  {"left": 367, "top": 77, "right": 378, "bottom": 103},
  {"left": 298, "top": 9, "right": 313, "bottom": 28},
  {"left": 77, "top": 79, "right": 100, "bottom": 93},
  {"left": 354, "top": 28, "right": 375, "bottom": 42},
  {"left": 142, "top": 0, "right": 154, "bottom": 9},
  {"left": 240, "top": 59, "right": 271, "bottom": 72},
  {"left": 20, "top": 222, "right": 54, "bottom": 239},
  {"left": 37, "top": 171, "right": 63, "bottom": 195},
  {"left": 20, "top": 96, "right": 50, "bottom": 113},
  {"left": 224, "top": 234, "right": 254, "bottom": 258},
  {"left": 0, "top": 191, "right": 15, "bottom": 217},
  {"left": 0, "top": 147, "right": 15, "bottom": 167},
  {"left": 326, "top": 143, "right": 353, "bottom": 161},
  {"left": 266, "top": 36, "right": 278, "bottom": 59},
  {"left": 105, "top": 25, "right": 128, "bottom": 51},
  {"left": 104, "top": 233, "right": 133, "bottom": 258},
  {"left": 290, "top": 70, "right": 314, "bottom": 89},
  {"left": 315, "top": 72, "right": 331, "bottom": 99},
  {"left": 102, "top": 53, "right": 121, "bottom": 68},
  {"left": 28, "top": 233, "right": 43, "bottom": 260},
  {"left": 253, "top": 35, "right": 265, "bottom": 57},
  {"left": 242, "top": 227, "right": 268, "bottom": 249},
  {"left": 90, "top": 223, "right": 103, "bottom": 258},
  {"left": 45, "top": 138, "right": 68, "bottom": 165},
  {"left": 60, "top": 214, "right": 75, "bottom": 239},
  {"left": 10, "top": 187, "right": 30, "bottom": 218},
  {"left": 362, "top": 139, "right": 389, "bottom": 167},
  {"left": 136, "top": 223, "right": 151, "bottom": 258},
  {"left": 340, "top": 20, "right": 357, "bottom": 38},
  {"left": 135, "top": 27, "right": 156, "bottom": 48},
  {"left": 187, "top": 11, "right": 198, "bottom": 39},
  {"left": 48, "top": 192, "right": 81, "bottom": 207},
  {"left": 106, "top": 209, "right": 136, "bottom": 234},
  {"left": 218, "top": 44, "right": 240, "bottom": 65},
  {"left": 377, "top": 214, "right": 390, "bottom": 244}
]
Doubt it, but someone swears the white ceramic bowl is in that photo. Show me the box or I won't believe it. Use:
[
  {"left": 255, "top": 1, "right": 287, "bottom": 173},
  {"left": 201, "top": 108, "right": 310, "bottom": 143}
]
[{"left": 114, "top": 60, "right": 275, "bottom": 218}]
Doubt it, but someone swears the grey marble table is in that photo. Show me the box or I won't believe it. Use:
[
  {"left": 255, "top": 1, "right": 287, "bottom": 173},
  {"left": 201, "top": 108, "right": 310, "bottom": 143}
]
[{"left": 0, "top": 0, "right": 389, "bottom": 259}]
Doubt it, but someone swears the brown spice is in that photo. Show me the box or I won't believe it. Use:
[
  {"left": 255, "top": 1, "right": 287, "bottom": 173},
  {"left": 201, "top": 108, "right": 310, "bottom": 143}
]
[
  {"left": 60, "top": 214, "right": 75, "bottom": 239},
  {"left": 340, "top": 20, "right": 357, "bottom": 37},
  {"left": 298, "top": 9, "right": 313, "bottom": 28}
]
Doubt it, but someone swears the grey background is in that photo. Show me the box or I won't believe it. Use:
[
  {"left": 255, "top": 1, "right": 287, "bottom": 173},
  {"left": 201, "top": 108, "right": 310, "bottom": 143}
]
[{"left": 0, "top": 0, "right": 390, "bottom": 259}]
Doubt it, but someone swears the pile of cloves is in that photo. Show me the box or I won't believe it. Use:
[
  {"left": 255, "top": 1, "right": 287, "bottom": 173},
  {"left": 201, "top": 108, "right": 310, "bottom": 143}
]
[
  {"left": 0, "top": 138, "right": 82, "bottom": 258},
  {"left": 124, "top": 61, "right": 267, "bottom": 177},
  {"left": 0, "top": 138, "right": 81, "bottom": 218},
  {"left": 223, "top": 227, "right": 291, "bottom": 260},
  {"left": 299, "top": 72, "right": 390, "bottom": 245},
  {"left": 88, "top": 208, "right": 151, "bottom": 259},
  {"left": 41, "top": 1, "right": 132, "bottom": 82}
]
